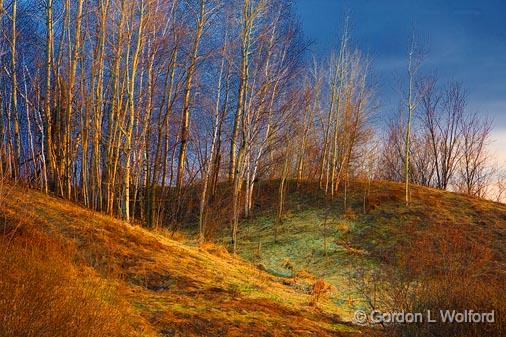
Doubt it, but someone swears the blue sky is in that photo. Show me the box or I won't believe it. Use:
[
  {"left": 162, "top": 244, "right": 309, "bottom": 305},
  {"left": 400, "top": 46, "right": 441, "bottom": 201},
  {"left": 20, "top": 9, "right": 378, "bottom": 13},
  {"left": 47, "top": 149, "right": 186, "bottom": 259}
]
[{"left": 294, "top": 0, "right": 506, "bottom": 165}]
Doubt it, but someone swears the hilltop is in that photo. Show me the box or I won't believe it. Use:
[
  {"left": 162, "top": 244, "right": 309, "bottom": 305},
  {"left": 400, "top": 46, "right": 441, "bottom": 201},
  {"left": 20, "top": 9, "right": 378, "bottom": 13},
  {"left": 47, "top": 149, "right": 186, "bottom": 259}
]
[{"left": 233, "top": 180, "right": 506, "bottom": 335}]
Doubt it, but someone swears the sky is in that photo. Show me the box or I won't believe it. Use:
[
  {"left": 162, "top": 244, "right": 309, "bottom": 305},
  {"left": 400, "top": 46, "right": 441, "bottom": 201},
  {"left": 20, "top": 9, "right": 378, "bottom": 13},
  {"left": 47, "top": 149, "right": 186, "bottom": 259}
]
[{"left": 294, "top": 0, "right": 506, "bottom": 168}]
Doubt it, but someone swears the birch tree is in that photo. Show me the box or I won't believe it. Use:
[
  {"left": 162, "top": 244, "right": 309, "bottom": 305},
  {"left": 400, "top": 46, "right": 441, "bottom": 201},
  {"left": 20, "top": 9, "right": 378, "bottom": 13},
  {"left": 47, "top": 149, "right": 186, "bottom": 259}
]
[
  {"left": 404, "top": 34, "right": 424, "bottom": 206},
  {"left": 176, "top": 0, "right": 208, "bottom": 196},
  {"left": 123, "top": 0, "right": 145, "bottom": 221}
]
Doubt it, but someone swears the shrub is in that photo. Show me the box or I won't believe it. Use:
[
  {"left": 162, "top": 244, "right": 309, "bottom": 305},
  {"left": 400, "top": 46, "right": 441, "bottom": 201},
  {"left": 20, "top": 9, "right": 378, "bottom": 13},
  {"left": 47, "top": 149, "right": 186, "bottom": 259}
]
[
  {"left": 309, "top": 279, "right": 333, "bottom": 306},
  {"left": 353, "top": 223, "right": 505, "bottom": 337}
]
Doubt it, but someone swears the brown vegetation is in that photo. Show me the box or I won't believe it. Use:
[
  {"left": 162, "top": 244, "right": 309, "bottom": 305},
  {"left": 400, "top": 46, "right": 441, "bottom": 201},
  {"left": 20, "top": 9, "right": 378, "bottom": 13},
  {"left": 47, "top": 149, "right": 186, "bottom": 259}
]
[
  {"left": 346, "top": 181, "right": 505, "bottom": 337},
  {"left": 0, "top": 183, "right": 364, "bottom": 336},
  {"left": 0, "top": 195, "right": 136, "bottom": 336}
]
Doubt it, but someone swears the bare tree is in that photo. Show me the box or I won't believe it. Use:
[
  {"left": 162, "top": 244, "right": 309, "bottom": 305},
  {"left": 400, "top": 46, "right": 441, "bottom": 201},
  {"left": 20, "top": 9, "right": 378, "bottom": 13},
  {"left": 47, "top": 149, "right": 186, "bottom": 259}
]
[
  {"left": 9, "top": 0, "right": 21, "bottom": 181},
  {"left": 432, "top": 82, "right": 466, "bottom": 190},
  {"left": 230, "top": 0, "right": 268, "bottom": 253},
  {"left": 404, "top": 33, "right": 424, "bottom": 206},
  {"left": 198, "top": 31, "right": 228, "bottom": 241},
  {"left": 296, "top": 60, "right": 321, "bottom": 186},
  {"left": 176, "top": 0, "right": 208, "bottom": 196},
  {"left": 495, "top": 169, "right": 506, "bottom": 203},
  {"left": 457, "top": 112, "right": 492, "bottom": 197},
  {"left": 123, "top": 0, "right": 145, "bottom": 221},
  {"left": 44, "top": 0, "right": 56, "bottom": 193}
]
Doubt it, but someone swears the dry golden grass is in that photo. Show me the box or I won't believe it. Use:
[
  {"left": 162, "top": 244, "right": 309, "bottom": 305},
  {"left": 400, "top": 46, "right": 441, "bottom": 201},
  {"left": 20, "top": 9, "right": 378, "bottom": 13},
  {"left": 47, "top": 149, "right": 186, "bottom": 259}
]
[
  {"left": 0, "top": 183, "right": 362, "bottom": 337},
  {"left": 5, "top": 179, "right": 501, "bottom": 336},
  {"left": 0, "top": 203, "right": 140, "bottom": 336}
]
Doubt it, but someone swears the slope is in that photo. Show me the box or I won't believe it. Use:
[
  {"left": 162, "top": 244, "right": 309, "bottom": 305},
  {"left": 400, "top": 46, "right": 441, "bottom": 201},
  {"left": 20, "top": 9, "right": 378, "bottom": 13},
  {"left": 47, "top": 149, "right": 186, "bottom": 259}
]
[
  {"left": 235, "top": 180, "right": 506, "bottom": 327},
  {"left": 0, "top": 183, "right": 364, "bottom": 337}
]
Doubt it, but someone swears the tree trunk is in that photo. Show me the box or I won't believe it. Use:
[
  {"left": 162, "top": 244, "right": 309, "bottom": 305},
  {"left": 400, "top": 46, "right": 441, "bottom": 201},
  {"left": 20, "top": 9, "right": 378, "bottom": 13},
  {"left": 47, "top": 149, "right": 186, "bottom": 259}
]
[
  {"left": 176, "top": 0, "right": 206, "bottom": 195},
  {"left": 44, "top": 0, "right": 56, "bottom": 193},
  {"left": 10, "top": 0, "right": 21, "bottom": 181},
  {"left": 124, "top": 0, "right": 145, "bottom": 222},
  {"left": 199, "top": 35, "right": 227, "bottom": 241}
]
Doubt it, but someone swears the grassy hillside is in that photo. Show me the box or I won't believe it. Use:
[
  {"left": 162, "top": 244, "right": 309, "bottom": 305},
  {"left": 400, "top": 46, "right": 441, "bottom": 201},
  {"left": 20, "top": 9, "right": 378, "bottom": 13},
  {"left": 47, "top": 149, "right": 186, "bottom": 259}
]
[
  {"left": 232, "top": 180, "right": 506, "bottom": 335},
  {"left": 0, "top": 182, "right": 364, "bottom": 337},
  {"left": 1, "top": 180, "right": 504, "bottom": 336}
]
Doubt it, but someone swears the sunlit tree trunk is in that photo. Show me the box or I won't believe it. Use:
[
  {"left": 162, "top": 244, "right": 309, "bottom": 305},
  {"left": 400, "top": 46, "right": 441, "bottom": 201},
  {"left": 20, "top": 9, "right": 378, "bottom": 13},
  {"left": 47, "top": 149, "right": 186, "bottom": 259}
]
[
  {"left": 123, "top": 0, "right": 145, "bottom": 221},
  {"left": 319, "top": 58, "right": 338, "bottom": 192},
  {"left": 405, "top": 35, "right": 418, "bottom": 206},
  {"left": 10, "top": 0, "right": 21, "bottom": 181},
  {"left": 91, "top": 0, "right": 109, "bottom": 210},
  {"left": 105, "top": 0, "right": 127, "bottom": 215},
  {"left": 199, "top": 35, "right": 227, "bottom": 241},
  {"left": 275, "top": 139, "right": 291, "bottom": 243},
  {"left": 230, "top": 0, "right": 255, "bottom": 183},
  {"left": 296, "top": 80, "right": 317, "bottom": 187},
  {"left": 22, "top": 69, "right": 36, "bottom": 186},
  {"left": 44, "top": 0, "right": 56, "bottom": 193},
  {"left": 176, "top": 0, "right": 206, "bottom": 196},
  {"left": 62, "top": 0, "right": 84, "bottom": 199}
]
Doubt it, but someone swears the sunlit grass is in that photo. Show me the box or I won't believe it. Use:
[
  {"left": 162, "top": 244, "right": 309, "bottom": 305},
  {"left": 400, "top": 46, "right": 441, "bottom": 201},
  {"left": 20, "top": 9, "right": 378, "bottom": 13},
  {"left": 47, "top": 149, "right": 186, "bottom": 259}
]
[{"left": 0, "top": 183, "right": 361, "bottom": 336}]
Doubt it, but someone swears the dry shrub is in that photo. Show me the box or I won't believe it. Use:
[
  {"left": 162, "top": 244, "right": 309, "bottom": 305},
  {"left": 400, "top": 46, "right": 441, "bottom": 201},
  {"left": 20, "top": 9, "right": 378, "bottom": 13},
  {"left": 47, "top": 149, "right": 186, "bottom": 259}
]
[
  {"left": 309, "top": 279, "right": 333, "bottom": 306},
  {"left": 202, "top": 191, "right": 233, "bottom": 240},
  {"left": 396, "top": 224, "right": 504, "bottom": 337},
  {"left": 401, "top": 224, "right": 494, "bottom": 278},
  {"left": 0, "top": 222, "right": 133, "bottom": 337},
  {"left": 366, "top": 223, "right": 505, "bottom": 337}
]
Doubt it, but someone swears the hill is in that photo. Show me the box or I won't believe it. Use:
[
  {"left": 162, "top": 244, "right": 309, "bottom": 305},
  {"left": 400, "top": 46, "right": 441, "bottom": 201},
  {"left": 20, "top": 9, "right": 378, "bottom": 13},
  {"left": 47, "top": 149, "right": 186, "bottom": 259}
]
[
  {"left": 232, "top": 180, "right": 505, "bottom": 336},
  {"left": 1, "top": 180, "right": 504, "bottom": 337},
  {"left": 0, "top": 182, "right": 363, "bottom": 337}
]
